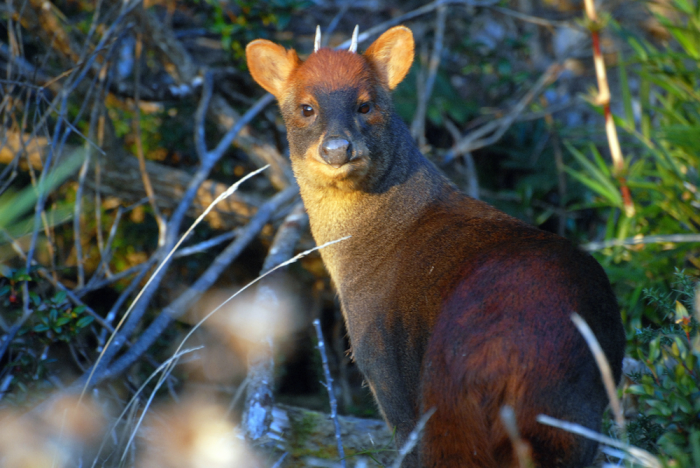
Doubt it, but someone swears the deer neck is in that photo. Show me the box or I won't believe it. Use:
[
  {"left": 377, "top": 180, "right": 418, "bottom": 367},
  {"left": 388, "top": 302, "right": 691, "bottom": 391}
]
[{"left": 294, "top": 118, "right": 449, "bottom": 284}]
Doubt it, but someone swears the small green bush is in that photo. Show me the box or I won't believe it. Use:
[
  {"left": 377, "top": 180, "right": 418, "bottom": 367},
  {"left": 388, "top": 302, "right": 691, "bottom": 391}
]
[
  {"left": 626, "top": 271, "right": 700, "bottom": 465},
  {"left": 567, "top": 0, "right": 700, "bottom": 329},
  {"left": 0, "top": 266, "right": 94, "bottom": 405}
]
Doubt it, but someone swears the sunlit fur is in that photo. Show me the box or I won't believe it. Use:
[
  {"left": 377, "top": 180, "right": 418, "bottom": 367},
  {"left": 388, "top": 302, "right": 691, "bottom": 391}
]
[{"left": 246, "top": 26, "right": 625, "bottom": 468}]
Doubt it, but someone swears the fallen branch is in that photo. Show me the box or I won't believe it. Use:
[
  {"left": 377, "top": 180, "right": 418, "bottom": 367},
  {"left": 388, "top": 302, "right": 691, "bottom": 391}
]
[
  {"left": 0, "top": 131, "right": 259, "bottom": 229},
  {"left": 243, "top": 202, "right": 309, "bottom": 442}
]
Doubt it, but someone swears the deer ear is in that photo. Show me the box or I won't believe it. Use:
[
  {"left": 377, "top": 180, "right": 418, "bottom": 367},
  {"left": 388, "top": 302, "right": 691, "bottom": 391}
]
[
  {"left": 246, "top": 40, "right": 301, "bottom": 98},
  {"left": 364, "top": 26, "right": 414, "bottom": 90}
]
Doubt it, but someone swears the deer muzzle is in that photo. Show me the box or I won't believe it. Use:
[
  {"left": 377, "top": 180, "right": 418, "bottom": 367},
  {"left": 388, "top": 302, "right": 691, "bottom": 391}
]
[{"left": 320, "top": 138, "right": 352, "bottom": 168}]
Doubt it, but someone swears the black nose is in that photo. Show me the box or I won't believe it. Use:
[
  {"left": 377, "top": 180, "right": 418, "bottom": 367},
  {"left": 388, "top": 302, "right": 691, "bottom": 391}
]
[{"left": 320, "top": 138, "right": 352, "bottom": 168}]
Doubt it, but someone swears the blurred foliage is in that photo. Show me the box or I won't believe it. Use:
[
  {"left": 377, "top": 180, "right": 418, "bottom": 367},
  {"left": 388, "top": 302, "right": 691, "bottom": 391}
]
[
  {"left": 626, "top": 271, "right": 700, "bottom": 465},
  {"left": 566, "top": 0, "right": 700, "bottom": 330},
  {"left": 199, "top": 0, "right": 312, "bottom": 60}
]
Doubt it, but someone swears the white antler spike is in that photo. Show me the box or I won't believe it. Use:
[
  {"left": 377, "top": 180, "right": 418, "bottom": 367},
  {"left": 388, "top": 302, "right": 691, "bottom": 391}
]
[
  {"left": 349, "top": 25, "right": 359, "bottom": 53},
  {"left": 314, "top": 25, "right": 321, "bottom": 52}
]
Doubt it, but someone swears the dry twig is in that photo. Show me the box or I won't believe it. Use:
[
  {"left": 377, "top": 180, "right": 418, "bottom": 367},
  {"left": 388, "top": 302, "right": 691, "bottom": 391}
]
[
  {"left": 410, "top": 5, "right": 447, "bottom": 148},
  {"left": 313, "top": 318, "right": 346, "bottom": 468}
]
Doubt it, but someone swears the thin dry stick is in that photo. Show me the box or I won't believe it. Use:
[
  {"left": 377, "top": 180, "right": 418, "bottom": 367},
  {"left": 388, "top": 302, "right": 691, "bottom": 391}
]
[
  {"left": 500, "top": 406, "right": 534, "bottom": 468},
  {"left": 490, "top": 5, "right": 572, "bottom": 28},
  {"left": 73, "top": 59, "right": 111, "bottom": 289},
  {"left": 119, "top": 346, "right": 205, "bottom": 462},
  {"left": 536, "top": 415, "right": 661, "bottom": 468},
  {"left": 410, "top": 4, "right": 447, "bottom": 147},
  {"left": 389, "top": 407, "right": 437, "bottom": 468},
  {"left": 270, "top": 453, "right": 288, "bottom": 468},
  {"left": 79, "top": 165, "right": 269, "bottom": 401},
  {"left": 570, "top": 313, "right": 624, "bottom": 431},
  {"left": 73, "top": 149, "right": 90, "bottom": 288},
  {"left": 133, "top": 30, "right": 167, "bottom": 246},
  {"left": 446, "top": 64, "right": 562, "bottom": 160},
  {"left": 443, "top": 118, "right": 479, "bottom": 199},
  {"left": 313, "top": 318, "right": 346, "bottom": 468},
  {"left": 172, "top": 229, "right": 240, "bottom": 258},
  {"left": 323, "top": 2, "right": 350, "bottom": 45},
  {"left": 581, "top": 233, "right": 700, "bottom": 251},
  {"left": 85, "top": 205, "right": 126, "bottom": 292},
  {"left": 583, "top": 0, "right": 634, "bottom": 217}
]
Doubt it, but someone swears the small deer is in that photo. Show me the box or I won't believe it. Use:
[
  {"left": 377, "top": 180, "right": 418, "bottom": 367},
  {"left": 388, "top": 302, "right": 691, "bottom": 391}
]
[{"left": 246, "top": 25, "right": 625, "bottom": 467}]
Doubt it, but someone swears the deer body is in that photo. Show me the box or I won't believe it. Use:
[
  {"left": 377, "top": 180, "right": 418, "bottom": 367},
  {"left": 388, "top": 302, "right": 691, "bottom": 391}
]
[{"left": 247, "top": 26, "right": 625, "bottom": 468}]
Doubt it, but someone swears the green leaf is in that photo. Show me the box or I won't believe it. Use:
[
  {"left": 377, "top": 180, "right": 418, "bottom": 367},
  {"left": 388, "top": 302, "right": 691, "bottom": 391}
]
[
  {"left": 565, "top": 142, "right": 622, "bottom": 205},
  {"left": 627, "top": 384, "right": 651, "bottom": 396},
  {"left": 52, "top": 291, "right": 67, "bottom": 304},
  {"left": 76, "top": 316, "right": 94, "bottom": 328},
  {"left": 618, "top": 48, "right": 635, "bottom": 129},
  {"left": 0, "top": 264, "right": 12, "bottom": 278},
  {"left": 55, "top": 317, "right": 71, "bottom": 326},
  {"left": 647, "top": 398, "right": 673, "bottom": 416},
  {"left": 30, "top": 292, "right": 41, "bottom": 306},
  {"left": 565, "top": 168, "right": 622, "bottom": 207}
]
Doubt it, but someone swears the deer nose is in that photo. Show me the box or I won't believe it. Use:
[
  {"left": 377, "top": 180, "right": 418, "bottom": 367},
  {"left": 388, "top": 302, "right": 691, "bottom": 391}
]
[{"left": 320, "top": 138, "right": 352, "bottom": 168}]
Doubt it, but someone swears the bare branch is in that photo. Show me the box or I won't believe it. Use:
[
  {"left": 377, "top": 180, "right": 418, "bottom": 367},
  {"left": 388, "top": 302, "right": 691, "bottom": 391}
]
[{"left": 85, "top": 185, "right": 298, "bottom": 388}]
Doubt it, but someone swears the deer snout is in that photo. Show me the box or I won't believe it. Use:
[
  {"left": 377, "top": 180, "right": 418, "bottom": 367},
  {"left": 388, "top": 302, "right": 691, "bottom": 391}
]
[{"left": 320, "top": 138, "right": 352, "bottom": 168}]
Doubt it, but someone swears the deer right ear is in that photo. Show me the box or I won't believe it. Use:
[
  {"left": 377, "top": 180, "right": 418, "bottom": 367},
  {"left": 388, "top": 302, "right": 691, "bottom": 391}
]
[
  {"left": 246, "top": 40, "right": 300, "bottom": 98},
  {"left": 364, "top": 26, "right": 414, "bottom": 90}
]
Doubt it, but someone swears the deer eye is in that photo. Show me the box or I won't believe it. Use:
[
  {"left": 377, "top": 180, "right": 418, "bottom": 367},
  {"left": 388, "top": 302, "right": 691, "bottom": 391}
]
[
  {"left": 358, "top": 103, "right": 371, "bottom": 114},
  {"left": 301, "top": 105, "right": 314, "bottom": 117}
]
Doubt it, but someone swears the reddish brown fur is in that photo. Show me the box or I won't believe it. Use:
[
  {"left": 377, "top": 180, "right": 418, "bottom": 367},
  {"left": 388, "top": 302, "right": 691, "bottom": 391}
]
[
  {"left": 246, "top": 26, "right": 625, "bottom": 467},
  {"left": 291, "top": 49, "right": 374, "bottom": 93}
]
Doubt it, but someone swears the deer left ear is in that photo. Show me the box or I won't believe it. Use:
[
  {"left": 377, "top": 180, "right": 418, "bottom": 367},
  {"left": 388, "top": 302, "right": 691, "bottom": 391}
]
[
  {"left": 364, "top": 26, "right": 414, "bottom": 90},
  {"left": 246, "top": 40, "right": 301, "bottom": 98}
]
